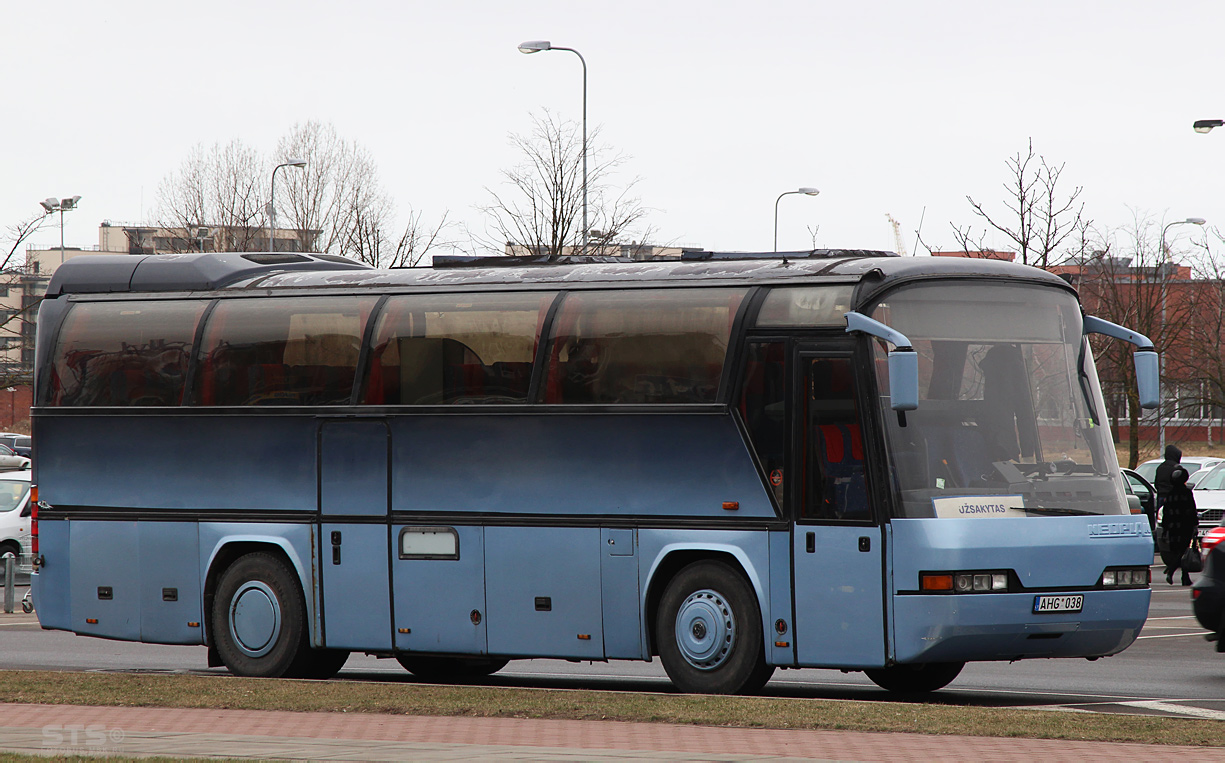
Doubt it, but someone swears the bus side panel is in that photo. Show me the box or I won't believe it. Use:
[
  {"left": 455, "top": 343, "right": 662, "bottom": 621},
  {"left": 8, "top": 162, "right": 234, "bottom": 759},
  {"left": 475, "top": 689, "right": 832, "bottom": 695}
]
[
  {"left": 601, "top": 527, "right": 643, "bottom": 659},
  {"left": 392, "top": 414, "right": 774, "bottom": 518},
  {"left": 70, "top": 520, "right": 140, "bottom": 641},
  {"left": 767, "top": 529, "right": 796, "bottom": 667},
  {"left": 138, "top": 522, "right": 203, "bottom": 645},
  {"left": 485, "top": 527, "right": 604, "bottom": 659},
  {"left": 889, "top": 517, "right": 1151, "bottom": 663},
  {"left": 37, "top": 414, "right": 318, "bottom": 511},
  {"left": 393, "top": 524, "right": 487, "bottom": 655},
  {"left": 30, "top": 519, "right": 71, "bottom": 631}
]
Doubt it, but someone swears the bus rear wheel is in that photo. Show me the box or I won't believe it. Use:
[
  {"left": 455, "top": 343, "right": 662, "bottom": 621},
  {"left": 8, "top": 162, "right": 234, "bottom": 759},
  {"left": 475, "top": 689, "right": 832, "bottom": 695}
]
[
  {"left": 656, "top": 560, "right": 773, "bottom": 695},
  {"left": 864, "top": 662, "right": 964, "bottom": 693},
  {"left": 212, "top": 552, "right": 308, "bottom": 678},
  {"left": 396, "top": 655, "right": 509, "bottom": 681}
]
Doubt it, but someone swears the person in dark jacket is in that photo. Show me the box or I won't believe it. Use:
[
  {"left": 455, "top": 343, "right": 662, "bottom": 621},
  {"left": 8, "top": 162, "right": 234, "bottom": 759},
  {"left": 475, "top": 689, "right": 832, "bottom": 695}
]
[
  {"left": 1154, "top": 444, "right": 1183, "bottom": 508},
  {"left": 1161, "top": 466, "right": 1198, "bottom": 586}
]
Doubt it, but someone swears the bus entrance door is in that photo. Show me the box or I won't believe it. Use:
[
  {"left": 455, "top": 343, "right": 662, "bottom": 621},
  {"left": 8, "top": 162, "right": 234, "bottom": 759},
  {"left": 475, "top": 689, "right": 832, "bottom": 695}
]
[
  {"left": 318, "top": 419, "right": 392, "bottom": 650},
  {"left": 791, "top": 353, "right": 886, "bottom": 668}
]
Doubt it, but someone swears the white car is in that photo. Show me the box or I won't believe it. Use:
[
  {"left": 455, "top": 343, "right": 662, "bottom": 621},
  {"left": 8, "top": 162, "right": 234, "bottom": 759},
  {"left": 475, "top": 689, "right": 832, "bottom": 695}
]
[
  {"left": 1136, "top": 456, "right": 1225, "bottom": 485},
  {"left": 0, "top": 470, "right": 31, "bottom": 563},
  {"left": 1192, "top": 463, "right": 1225, "bottom": 535}
]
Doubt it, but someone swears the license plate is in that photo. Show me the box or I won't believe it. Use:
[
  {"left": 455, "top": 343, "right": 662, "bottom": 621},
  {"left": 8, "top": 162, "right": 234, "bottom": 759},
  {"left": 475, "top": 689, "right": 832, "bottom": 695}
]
[{"left": 1033, "top": 595, "right": 1083, "bottom": 614}]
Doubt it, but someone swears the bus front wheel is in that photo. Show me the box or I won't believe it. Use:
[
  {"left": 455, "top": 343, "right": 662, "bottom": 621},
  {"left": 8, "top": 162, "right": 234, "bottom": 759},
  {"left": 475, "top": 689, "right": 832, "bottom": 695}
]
[
  {"left": 656, "top": 560, "right": 773, "bottom": 694},
  {"left": 212, "top": 552, "right": 308, "bottom": 678},
  {"left": 864, "top": 662, "right": 964, "bottom": 693}
]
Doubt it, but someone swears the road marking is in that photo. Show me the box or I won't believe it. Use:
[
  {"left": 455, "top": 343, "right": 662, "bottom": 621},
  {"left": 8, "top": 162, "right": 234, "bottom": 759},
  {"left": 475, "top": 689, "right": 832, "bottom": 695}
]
[
  {"left": 1145, "top": 615, "right": 1198, "bottom": 620},
  {"left": 1122, "top": 700, "right": 1225, "bottom": 721},
  {"left": 1136, "top": 631, "right": 1211, "bottom": 640}
]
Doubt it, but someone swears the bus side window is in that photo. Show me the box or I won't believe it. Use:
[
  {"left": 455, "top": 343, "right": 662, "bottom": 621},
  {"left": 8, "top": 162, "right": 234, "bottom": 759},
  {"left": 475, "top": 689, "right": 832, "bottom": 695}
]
[
  {"left": 738, "top": 341, "right": 786, "bottom": 507},
  {"left": 362, "top": 293, "right": 554, "bottom": 405},
  {"left": 803, "top": 357, "right": 870, "bottom": 521},
  {"left": 194, "top": 297, "right": 377, "bottom": 406},
  {"left": 542, "top": 288, "right": 748, "bottom": 404},
  {"left": 49, "top": 300, "right": 206, "bottom": 407}
]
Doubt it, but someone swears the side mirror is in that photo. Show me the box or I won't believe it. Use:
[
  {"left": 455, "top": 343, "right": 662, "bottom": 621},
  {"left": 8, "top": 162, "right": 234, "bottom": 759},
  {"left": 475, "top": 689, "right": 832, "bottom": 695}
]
[
  {"left": 887, "top": 349, "right": 918, "bottom": 411},
  {"left": 1083, "top": 316, "right": 1159, "bottom": 410},
  {"left": 845, "top": 311, "right": 919, "bottom": 412},
  {"left": 1133, "top": 350, "right": 1159, "bottom": 410}
]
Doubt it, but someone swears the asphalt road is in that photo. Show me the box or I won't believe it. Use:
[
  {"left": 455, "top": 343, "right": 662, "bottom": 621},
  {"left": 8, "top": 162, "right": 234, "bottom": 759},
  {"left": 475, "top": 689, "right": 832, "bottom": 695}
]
[{"left": 2, "top": 568, "right": 1223, "bottom": 720}]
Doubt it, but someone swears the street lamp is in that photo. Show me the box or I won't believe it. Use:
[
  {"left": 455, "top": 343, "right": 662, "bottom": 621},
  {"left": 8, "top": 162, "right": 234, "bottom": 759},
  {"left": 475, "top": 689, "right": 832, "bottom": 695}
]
[
  {"left": 773, "top": 187, "right": 820, "bottom": 252},
  {"left": 196, "top": 227, "right": 212, "bottom": 253},
  {"left": 38, "top": 196, "right": 81, "bottom": 266},
  {"left": 268, "top": 159, "right": 306, "bottom": 253},
  {"left": 1157, "top": 216, "right": 1207, "bottom": 453},
  {"left": 1194, "top": 120, "right": 1224, "bottom": 134},
  {"left": 519, "top": 40, "right": 588, "bottom": 249}
]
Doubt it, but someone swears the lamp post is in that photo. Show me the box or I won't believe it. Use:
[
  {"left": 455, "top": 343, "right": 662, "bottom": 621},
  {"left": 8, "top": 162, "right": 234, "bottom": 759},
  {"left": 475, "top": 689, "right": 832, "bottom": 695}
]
[
  {"left": 268, "top": 159, "right": 306, "bottom": 253},
  {"left": 1158, "top": 216, "right": 1207, "bottom": 453},
  {"left": 773, "top": 187, "right": 820, "bottom": 252},
  {"left": 518, "top": 40, "right": 588, "bottom": 249},
  {"left": 38, "top": 196, "right": 81, "bottom": 266}
]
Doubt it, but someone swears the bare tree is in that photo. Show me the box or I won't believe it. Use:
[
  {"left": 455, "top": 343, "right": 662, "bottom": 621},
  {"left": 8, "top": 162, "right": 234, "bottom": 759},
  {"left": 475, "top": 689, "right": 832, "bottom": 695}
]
[
  {"left": 1074, "top": 214, "right": 1200, "bottom": 467},
  {"left": 277, "top": 121, "right": 387, "bottom": 257},
  {"left": 344, "top": 206, "right": 452, "bottom": 268},
  {"left": 156, "top": 123, "right": 451, "bottom": 261},
  {"left": 0, "top": 213, "right": 52, "bottom": 384},
  {"left": 1167, "top": 233, "right": 1225, "bottom": 445},
  {"left": 157, "top": 140, "right": 268, "bottom": 252},
  {"left": 473, "top": 110, "right": 649, "bottom": 258},
  {"left": 953, "top": 139, "right": 1088, "bottom": 269}
]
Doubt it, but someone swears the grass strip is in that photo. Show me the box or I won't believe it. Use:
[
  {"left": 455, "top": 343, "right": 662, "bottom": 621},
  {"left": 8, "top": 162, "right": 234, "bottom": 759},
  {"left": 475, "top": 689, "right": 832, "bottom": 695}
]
[{"left": 0, "top": 670, "right": 1220, "bottom": 747}]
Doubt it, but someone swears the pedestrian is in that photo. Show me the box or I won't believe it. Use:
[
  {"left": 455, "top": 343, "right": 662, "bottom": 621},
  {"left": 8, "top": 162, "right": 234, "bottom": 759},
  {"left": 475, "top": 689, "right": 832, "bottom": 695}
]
[
  {"left": 1161, "top": 466, "right": 1198, "bottom": 586},
  {"left": 1153, "top": 444, "right": 1182, "bottom": 508}
]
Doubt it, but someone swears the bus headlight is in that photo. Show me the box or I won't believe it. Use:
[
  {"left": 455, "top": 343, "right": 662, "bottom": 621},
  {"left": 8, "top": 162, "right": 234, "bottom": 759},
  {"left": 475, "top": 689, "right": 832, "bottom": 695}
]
[{"left": 1100, "top": 567, "right": 1150, "bottom": 588}]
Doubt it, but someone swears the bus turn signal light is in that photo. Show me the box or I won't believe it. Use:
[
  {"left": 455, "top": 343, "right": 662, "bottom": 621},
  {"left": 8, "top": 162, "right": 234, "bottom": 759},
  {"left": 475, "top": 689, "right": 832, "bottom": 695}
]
[{"left": 920, "top": 574, "right": 953, "bottom": 591}]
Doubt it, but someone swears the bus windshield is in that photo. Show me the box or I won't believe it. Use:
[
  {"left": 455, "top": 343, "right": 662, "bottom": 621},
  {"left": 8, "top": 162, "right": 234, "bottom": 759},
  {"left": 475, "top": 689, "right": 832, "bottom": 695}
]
[{"left": 871, "top": 281, "right": 1128, "bottom": 519}]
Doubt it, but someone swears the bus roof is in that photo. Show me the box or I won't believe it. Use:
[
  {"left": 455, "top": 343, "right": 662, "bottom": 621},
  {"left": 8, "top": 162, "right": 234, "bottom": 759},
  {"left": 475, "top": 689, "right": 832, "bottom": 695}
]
[{"left": 44, "top": 249, "right": 1074, "bottom": 302}]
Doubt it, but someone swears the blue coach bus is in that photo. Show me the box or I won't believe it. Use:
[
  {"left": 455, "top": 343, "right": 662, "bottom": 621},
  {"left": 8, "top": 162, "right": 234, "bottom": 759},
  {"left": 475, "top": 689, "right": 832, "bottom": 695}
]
[{"left": 30, "top": 249, "right": 1159, "bottom": 694}]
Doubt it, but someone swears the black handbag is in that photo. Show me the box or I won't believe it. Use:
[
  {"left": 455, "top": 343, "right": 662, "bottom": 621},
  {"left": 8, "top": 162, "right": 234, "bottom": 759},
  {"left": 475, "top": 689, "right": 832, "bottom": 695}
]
[{"left": 1183, "top": 539, "right": 1204, "bottom": 574}]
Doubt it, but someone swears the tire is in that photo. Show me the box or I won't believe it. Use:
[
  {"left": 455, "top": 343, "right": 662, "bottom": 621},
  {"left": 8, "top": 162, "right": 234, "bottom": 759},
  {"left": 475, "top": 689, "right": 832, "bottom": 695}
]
[
  {"left": 656, "top": 560, "right": 773, "bottom": 694},
  {"left": 288, "top": 648, "right": 350, "bottom": 680},
  {"left": 864, "top": 662, "right": 964, "bottom": 693},
  {"left": 0, "top": 541, "right": 19, "bottom": 561},
  {"left": 212, "top": 552, "right": 308, "bottom": 678},
  {"left": 395, "top": 655, "right": 509, "bottom": 681}
]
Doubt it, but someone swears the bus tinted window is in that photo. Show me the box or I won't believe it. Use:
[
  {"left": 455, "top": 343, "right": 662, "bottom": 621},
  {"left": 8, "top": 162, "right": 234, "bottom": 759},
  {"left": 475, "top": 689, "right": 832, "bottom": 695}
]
[
  {"left": 49, "top": 300, "right": 206, "bottom": 406},
  {"left": 194, "top": 296, "right": 377, "bottom": 406},
  {"left": 756, "top": 286, "right": 853, "bottom": 326},
  {"left": 362, "top": 292, "right": 555, "bottom": 405},
  {"left": 543, "top": 288, "right": 748, "bottom": 404}
]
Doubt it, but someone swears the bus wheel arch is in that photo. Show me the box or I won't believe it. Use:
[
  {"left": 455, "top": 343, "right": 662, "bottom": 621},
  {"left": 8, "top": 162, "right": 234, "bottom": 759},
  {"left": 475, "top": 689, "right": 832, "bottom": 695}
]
[
  {"left": 649, "top": 554, "right": 774, "bottom": 694},
  {"left": 644, "top": 549, "right": 763, "bottom": 657}
]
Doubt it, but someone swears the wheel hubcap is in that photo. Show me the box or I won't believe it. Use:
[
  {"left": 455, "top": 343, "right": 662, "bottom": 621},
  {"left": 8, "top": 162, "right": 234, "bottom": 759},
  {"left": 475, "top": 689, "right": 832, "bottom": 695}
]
[
  {"left": 675, "top": 588, "right": 735, "bottom": 670},
  {"left": 229, "top": 581, "right": 281, "bottom": 658}
]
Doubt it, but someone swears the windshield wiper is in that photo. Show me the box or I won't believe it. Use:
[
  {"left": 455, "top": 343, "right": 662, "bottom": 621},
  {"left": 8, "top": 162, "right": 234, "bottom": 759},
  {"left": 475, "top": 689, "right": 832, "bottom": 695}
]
[{"left": 1023, "top": 506, "right": 1095, "bottom": 516}]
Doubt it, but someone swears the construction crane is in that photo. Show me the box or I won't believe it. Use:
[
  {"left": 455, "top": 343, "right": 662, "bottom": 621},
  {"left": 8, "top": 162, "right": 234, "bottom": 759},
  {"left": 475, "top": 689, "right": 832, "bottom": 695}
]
[{"left": 886, "top": 213, "right": 906, "bottom": 256}]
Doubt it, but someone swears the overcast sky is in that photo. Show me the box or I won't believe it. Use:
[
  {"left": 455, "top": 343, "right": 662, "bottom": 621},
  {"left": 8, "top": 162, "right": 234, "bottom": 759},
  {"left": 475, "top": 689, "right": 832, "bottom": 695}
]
[{"left": 3, "top": 1, "right": 1224, "bottom": 259}]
